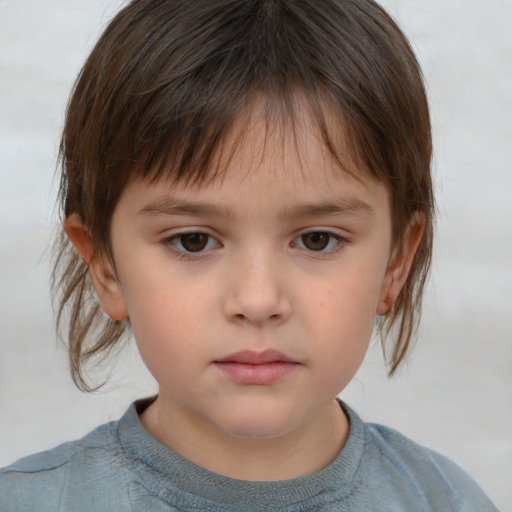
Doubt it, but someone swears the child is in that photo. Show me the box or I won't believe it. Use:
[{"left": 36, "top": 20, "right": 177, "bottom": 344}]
[{"left": 0, "top": 0, "right": 499, "bottom": 510}]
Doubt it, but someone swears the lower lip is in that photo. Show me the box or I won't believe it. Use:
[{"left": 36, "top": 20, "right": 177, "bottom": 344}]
[{"left": 214, "top": 361, "right": 298, "bottom": 385}]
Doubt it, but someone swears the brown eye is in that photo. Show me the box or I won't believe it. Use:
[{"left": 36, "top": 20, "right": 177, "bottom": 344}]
[
  {"left": 178, "top": 233, "right": 209, "bottom": 252},
  {"left": 300, "top": 232, "right": 331, "bottom": 251}
]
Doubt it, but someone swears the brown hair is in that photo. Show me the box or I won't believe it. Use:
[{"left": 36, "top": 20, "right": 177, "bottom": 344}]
[{"left": 53, "top": 0, "right": 434, "bottom": 391}]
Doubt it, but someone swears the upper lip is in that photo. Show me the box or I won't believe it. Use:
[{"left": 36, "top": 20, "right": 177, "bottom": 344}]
[{"left": 215, "top": 349, "right": 295, "bottom": 364}]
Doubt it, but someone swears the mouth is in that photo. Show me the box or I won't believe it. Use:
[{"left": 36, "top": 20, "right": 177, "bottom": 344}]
[{"left": 214, "top": 349, "right": 299, "bottom": 385}]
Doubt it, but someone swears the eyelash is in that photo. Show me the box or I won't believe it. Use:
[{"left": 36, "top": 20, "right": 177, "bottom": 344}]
[
  {"left": 291, "top": 231, "right": 345, "bottom": 254},
  {"left": 163, "top": 230, "right": 346, "bottom": 258},
  {"left": 165, "top": 232, "right": 221, "bottom": 257}
]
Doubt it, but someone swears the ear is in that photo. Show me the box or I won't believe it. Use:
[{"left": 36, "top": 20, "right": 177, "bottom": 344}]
[
  {"left": 63, "top": 213, "right": 128, "bottom": 321},
  {"left": 377, "top": 212, "right": 425, "bottom": 315}
]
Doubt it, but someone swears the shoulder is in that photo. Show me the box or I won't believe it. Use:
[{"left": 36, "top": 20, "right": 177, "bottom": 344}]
[
  {"left": 0, "top": 419, "right": 131, "bottom": 511},
  {"left": 359, "top": 419, "right": 498, "bottom": 511},
  {"left": 2, "top": 420, "right": 114, "bottom": 472}
]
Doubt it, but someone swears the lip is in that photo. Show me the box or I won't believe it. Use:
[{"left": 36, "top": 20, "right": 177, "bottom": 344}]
[{"left": 214, "top": 349, "right": 299, "bottom": 385}]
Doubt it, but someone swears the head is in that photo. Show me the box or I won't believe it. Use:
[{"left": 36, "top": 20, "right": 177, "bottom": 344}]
[{"left": 54, "top": 0, "right": 433, "bottom": 392}]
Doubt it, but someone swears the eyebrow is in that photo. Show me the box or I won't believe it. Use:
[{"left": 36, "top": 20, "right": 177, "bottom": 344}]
[
  {"left": 279, "top": 198, "right": 374, "bottom": 220},
  {"left": 138, "top": 197, "right": 373, "bottom": 219},
  {"left": 139, "top": 199, "right": 232, "bottom": 218}
]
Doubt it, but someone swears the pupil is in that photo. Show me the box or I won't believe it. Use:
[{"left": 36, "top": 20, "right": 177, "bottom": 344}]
[
  {"left": 182, "top": 233, "right": 207, "bottom": 252},
  {"left": 303, "top": 232, "right": 329, "bottom": 251}
]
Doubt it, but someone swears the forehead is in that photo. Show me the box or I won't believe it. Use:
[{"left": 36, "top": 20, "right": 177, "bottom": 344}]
[
  {"left": 120, "top": 103, "right": 391, "bottom": 221},
  {"left": 167, "top": 96, "right": 370, "bottom": 192}
]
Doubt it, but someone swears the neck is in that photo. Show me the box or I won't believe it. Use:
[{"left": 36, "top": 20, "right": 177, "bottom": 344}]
[{"left": 139, "top": 394, "right": 348, "bottom": 481}]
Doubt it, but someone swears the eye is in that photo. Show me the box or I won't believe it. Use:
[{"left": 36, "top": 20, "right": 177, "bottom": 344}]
[
  {"left": 292, "top": 231, "right": 343, "bottom": 252},
  {"left": 169, "top": 232, "right": 220, "bottom": 253}
]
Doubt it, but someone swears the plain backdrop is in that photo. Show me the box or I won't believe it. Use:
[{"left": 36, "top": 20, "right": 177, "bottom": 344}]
[{"left": 1, "top": 1, "right": 511, "bottom": 510}]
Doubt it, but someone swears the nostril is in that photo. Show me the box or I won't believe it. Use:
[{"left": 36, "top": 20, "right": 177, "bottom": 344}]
[
  {"left": 231, "top": 312, "right": 282, "bottom": 323},
  {"left": 223, "top": 286, "right": 292, "bottom": 325}
]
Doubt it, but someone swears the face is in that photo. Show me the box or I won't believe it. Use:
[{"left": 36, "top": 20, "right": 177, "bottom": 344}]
[{"left": 93, "top": 108, "right": 404, "bottom": 443}]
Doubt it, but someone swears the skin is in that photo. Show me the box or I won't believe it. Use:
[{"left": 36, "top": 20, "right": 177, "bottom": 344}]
[{"left": 65, "top": 105, "right": 423, "bottom": 481}]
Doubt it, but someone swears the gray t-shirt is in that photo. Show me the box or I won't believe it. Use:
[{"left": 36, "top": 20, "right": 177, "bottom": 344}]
[{"left": 0, "top": 398, "right": 497, "bottom": 511}]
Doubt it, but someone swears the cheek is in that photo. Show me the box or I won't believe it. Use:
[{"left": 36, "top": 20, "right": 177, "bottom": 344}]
[
  {"left": 313, "top": 291, "right": 374, "bottom": 362},
  {"left": 311, "top": 273, "right": 382, "bottom": 340},
  {"left": 307, "top": 296, "right": 373, "bottom": 397},
  {"left": 303, "top": 264, "right": 385, "bottom": 382},
  {"left": 121, "top": 273, "right": 213, "bottom": 371}
]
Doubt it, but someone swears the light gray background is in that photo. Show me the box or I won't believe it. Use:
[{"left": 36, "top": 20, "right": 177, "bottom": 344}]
[{"left": 1, "top": 1, "right": 511, "bottom": 510}]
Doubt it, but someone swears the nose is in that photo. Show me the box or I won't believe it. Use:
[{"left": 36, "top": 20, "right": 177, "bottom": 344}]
[{"left": 223, "top": 250, "right": 292, "bottom": 326}]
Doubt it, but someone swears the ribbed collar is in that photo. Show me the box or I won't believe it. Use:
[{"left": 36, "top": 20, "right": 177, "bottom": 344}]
[{"left": 117, "top": 397, "right": 366, "bottom": 511}]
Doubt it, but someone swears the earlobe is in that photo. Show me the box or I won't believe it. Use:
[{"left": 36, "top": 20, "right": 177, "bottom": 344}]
[
  {"left": 63, "top": 214, "right": 128, "bottom": 321},
  {"left": 377, "top": 212, "right": 425, "bottom": 315}
]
